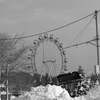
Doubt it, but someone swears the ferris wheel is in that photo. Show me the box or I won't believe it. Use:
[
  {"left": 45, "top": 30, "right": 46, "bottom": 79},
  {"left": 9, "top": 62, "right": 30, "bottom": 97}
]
[{"left": 30, "top": 34, "right": 67, "bottom": 77}]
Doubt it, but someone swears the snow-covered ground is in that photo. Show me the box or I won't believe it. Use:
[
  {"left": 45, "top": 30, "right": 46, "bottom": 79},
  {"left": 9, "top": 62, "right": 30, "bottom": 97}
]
[
  {"left": 11, "top": 84, "right": 100, "bottom": 100},
  {"left": 84, "top": 85, "right": 100, "bottom": 100}
]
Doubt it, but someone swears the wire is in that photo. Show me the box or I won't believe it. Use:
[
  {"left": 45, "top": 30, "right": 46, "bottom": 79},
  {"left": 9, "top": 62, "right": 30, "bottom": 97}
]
[
  {"left": 0, "top": 11, "right": 94, "bottom": 41},
  {"left": 64, "top": 38, "right": 96, "bottom": 49},
  {"left": 63, "top": 10, "right": 100, "bottom": 49},
  {"left": 68, "top": 15, "right": 94, "bottom": 46}
]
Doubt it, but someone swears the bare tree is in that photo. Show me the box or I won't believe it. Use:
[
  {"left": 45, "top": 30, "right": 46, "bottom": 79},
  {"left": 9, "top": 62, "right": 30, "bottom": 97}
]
[{"left": 0, "top": 33, "right": 28, "bottom": 73}]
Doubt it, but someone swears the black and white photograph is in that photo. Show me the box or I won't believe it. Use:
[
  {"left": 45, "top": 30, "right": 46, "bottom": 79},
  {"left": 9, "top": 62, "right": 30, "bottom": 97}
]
[{"left": 0, "top": 0, "right": 100, "bottom": 100}]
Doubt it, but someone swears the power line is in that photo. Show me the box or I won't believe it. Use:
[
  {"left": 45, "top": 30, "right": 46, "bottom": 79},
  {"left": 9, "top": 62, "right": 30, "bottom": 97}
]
[
  {"left": 0, "top": 11, "right": 95, "bottom": 41},
  {"left": 68, "top": 15, "right": 94, "bottom": 46},
  {"left": 64, "top": 38, "right": 97, "bottom": 49},
  {"left": 64, "top": 10, "right": 100, "bottom": 50}
]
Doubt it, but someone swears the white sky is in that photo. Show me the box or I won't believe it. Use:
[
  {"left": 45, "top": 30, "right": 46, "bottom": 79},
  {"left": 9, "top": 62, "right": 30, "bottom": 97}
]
[{"left": 0, "top": 0, "right": 100, "bottom": 75}]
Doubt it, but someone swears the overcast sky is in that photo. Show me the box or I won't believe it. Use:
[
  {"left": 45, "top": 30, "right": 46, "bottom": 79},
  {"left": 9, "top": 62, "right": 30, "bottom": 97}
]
[{"left": 0, "top": 0, "right": 100, "bottom": 75}]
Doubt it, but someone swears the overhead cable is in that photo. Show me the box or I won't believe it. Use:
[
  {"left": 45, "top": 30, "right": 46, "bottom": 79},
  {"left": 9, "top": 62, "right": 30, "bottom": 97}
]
[
  {"left": 68, "top": 15, "right": 94, "bottom": 45},
  {"left": 64, "top": 38, "right": 96, "bottom": 49},
  {"left": 0, "top": 11, "right": 94, "bottom": 41}
]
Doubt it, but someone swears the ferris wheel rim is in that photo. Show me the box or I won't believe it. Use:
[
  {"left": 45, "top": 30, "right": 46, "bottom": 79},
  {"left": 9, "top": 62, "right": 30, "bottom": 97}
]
[{"left": 32, "top": 34, "right": 67, "bottom": 76}]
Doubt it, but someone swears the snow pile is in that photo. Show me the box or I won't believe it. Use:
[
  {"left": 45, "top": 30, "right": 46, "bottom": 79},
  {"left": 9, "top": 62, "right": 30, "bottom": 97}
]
[
  {"left": 11, "top": 84, "right": 100, "bottom": 100},
  {"left": 12, "top": 84, "right": 74, "bottom": 100},
  {"left": 84, "top": 85, "right": 100, "bottom": 100}
]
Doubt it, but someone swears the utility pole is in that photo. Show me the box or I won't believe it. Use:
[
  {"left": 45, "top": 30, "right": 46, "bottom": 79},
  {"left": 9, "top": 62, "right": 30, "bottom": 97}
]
[
  {"left": 6, "top": 64, "right": 9, "bottom": 100},
  {"left": 95, "top": 10, "right": 100, "bottom": 85},
  {"left": 95, "top": 10, "right": 99, "bottom": 65}
]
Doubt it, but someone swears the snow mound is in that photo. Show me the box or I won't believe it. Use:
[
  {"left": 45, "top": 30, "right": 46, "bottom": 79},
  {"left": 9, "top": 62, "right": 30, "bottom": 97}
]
[
  {"left": 12, "top": 84, "right": 73, "bottom": 100},
  {"left": 84, "top": 85, "right": 100, "bottom": 100},
  {"left": 11, "top": 85, "right": 100, "bottom": 100},
  {"left": 30, "top": 84, "right": 73, "bottom": 100}
]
